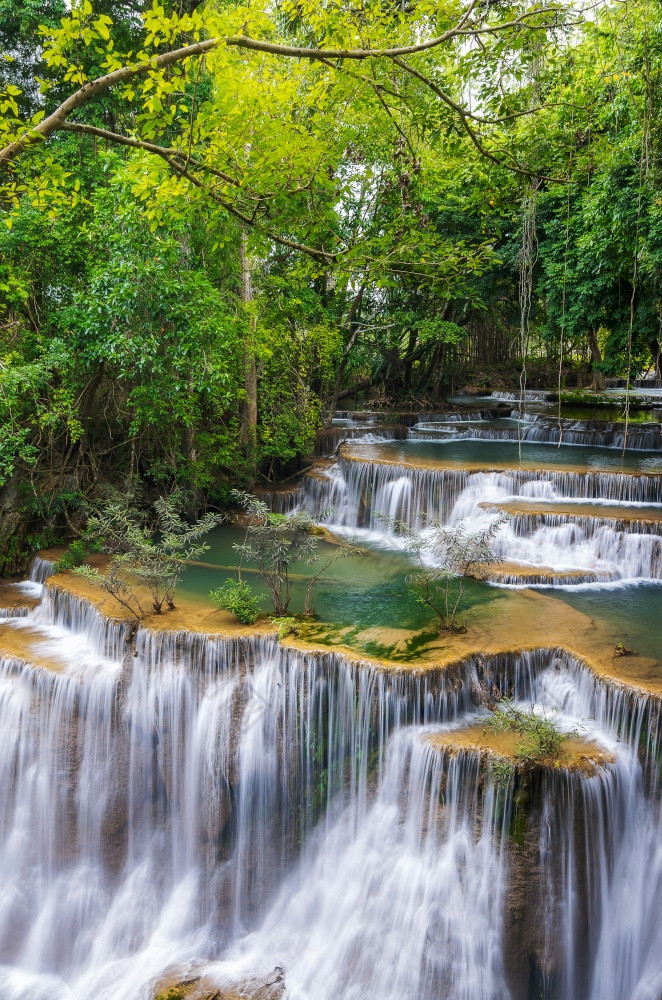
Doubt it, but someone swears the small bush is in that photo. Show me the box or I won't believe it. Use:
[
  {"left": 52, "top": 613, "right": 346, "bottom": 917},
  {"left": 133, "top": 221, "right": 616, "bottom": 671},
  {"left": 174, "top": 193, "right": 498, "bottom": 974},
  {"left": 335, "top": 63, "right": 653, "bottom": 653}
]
[
  {"left": 210, "top": 578, "right": 261, "bottom": 624},
  {"left": 492, "top": 758, "right": 515, "bottom": 787},
  {"left": 487, "top": 699, "right": 570, "bottom": 767},
  {"left": 55, "top": 539, "right": 91, "bottom": 571},
  {"left": 154, "top": 988, "right": 188, "bottom": 1000},
  {"left": 272, "top": 616, "right": 301, "bottom": 641}
]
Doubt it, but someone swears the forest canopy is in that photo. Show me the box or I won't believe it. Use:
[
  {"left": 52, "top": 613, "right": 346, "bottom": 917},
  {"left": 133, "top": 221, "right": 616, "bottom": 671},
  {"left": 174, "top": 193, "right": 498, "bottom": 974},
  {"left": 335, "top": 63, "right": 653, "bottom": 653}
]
[{"left": 0, "top": 0, "right": 659, "bottom": 567}]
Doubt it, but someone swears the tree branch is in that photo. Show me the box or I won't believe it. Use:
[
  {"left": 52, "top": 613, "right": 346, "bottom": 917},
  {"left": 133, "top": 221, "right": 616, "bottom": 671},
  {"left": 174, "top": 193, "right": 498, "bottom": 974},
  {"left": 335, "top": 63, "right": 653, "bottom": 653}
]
[
  {"left": 227, "top": 2, "right": 479, "bottom": 61},
  {"left": 0, "top": 38, "right": 220, "bottom": 168},
  {"left": 390, "top": 56, "right": 567, "bottom": 184},
  {"left": 60, "top": 121, "right": 240, "bottom": 186},
  {"left": 59, "top": 123, "right": 335, "bottom": 261},
  {"left": 228, "top": 3, "right": 570, "bottom": 60}
]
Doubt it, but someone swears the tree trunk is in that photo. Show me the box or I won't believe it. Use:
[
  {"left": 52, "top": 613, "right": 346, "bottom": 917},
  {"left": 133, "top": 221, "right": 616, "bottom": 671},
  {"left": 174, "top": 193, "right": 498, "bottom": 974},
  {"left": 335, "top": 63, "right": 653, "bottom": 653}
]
[
  {"left": 647, "top": 336, "right": 661, "bottom": 381},
  {"left": 325, "top": 285, "right": 365, "bottom": 425},
  {"left": 239, "top": 229, "right": 258, "bottom": 462},
  {"left": 587, "top": 327, "right": 605, "bottom": 390}
]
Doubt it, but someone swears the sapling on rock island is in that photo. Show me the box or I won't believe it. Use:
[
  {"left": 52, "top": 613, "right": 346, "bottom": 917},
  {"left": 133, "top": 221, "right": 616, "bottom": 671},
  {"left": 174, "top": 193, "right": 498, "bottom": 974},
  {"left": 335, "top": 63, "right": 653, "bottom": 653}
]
[
  {"left": 486, "top": 698, "right": 574, "bottom": 768},
  {"left": 73, "top": 482, "right": 222, "bottom": 627},
  {"left": 376, "top": 513, "right": 506, "bottom": 633},
  {"left": 227, "top": 490, "right": 358, "bottom": 619}
]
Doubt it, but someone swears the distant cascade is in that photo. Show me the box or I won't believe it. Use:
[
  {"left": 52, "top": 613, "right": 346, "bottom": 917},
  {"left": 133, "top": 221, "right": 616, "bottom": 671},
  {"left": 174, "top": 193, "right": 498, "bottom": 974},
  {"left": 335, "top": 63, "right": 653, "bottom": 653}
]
[
  {"left": 297, "top": 458, "right": 662, "bottom": 584},
  {"left": 487, "top": 569, "right": 621, "bottom": 587},
  {"left": 490, "top": 389, "right": 555, "bottom": 402},
  {"left": 301, "top": 457, "right": 662, "bottom": 528},
  {"left": 508, "top": 511, "right": 662, "bottom": 538},
  {"left": 410, "top": 416, "right": 662, "bottom": 450},
  {"left": 488, "top": 521, "right": 662, "bottom": 583},
  {"left": 314, "top": 425, "right": 407, "bottom": 456}
]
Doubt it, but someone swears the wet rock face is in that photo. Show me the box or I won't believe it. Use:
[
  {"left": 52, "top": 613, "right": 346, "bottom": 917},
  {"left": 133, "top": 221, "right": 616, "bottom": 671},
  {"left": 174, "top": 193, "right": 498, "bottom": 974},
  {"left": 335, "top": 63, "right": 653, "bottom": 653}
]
[
  {"left": 501, "top": 770, "right": 613, "bottom": 1000},
  {"left": 503, "top": 777, "right": 568, "bottom": 999},
  {"left": 153, "top": 969, "right": 286, "bottom": 1000},
  {"left": 0, "top": 484, "right": 29, "bottom": 576}
]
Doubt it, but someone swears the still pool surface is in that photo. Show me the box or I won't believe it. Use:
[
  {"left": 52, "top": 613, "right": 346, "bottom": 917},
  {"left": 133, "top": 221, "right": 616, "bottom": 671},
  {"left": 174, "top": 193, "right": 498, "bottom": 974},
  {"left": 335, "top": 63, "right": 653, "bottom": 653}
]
[
  {"left": 346, "top": 438, "right": 662, "bottom": 473},
  {"left": 178, "top": 526, "right": 662, "bottom": 662},
  {"left": 554, "top": 582, "right": 662, "bottom": 663}
]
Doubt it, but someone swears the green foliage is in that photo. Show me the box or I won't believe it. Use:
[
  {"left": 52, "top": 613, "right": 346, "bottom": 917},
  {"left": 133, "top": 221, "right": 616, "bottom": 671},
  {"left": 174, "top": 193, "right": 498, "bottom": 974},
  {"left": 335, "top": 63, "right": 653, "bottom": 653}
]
[
  {"left": 272, "top": 616, "right": 301, "bottom": 641},
  {"left": 210, "top": 578, "right": 261, "bottom": 625},
  {"left": 376, "top": 513, "right": 505, "bottom": 633},
  {"left": 229, "top": 491, "right": 357, "bottom": 616},
  {"left": 153, "top": 988, "right": 188, "bottom": 1000},
  {"left": 75, "top": 482, "right": 222, "bottom": 618},
  {"left": 487, "top": 699, "right": 571, "bottom": 767},
  {"left": 0, "top": 0, "right": 660, "bottom": 555},
  {"left": 491, "top": 758, "right": 515, "bottom": 789},
  {"left": 54, "top": 537, "right": 99, "bottom": 571},
  {"left": 231, "top": 491, "right": 331, "bottom": 616}
]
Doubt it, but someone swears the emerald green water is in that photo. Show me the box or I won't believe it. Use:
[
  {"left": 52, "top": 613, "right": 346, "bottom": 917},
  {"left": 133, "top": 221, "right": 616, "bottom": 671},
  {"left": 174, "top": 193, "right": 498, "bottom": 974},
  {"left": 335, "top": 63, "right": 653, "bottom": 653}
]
[
  {"left": 353, "top": 439, "right": 662, "bottom": 473},
  {"left": 178, "top": 525, "right": 500, "bottom": 630},
  {"left": 178, "top": 526, "right": 662, "bottom": 662},
  {"left": 555, "top": 584, "right": 662, "bottom": 662},
  {"left": 554, "top": 405, "right": 660, "bottom": 424}
]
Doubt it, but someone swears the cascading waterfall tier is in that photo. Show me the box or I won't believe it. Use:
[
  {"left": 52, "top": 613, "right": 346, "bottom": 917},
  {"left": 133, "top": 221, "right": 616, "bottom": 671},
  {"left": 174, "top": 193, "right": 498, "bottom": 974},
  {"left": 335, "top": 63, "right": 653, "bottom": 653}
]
[
  {"left": 302, "top": 456, "right": 662, "bottom": 527},
  {"left": 296, "top": 455, "right": 662, "bottom": 584},
  {"left": 411, "top": 415, "right": 662, "bottom": 451},
  {"left": 490, "top": 390, "right": 556, "bottom": 402},
  {"left": 0, "top": 582, "right": 660, "bottom": 1000},
  {"left": 28, "top": 555, "right": 56, "bottom": 584}
]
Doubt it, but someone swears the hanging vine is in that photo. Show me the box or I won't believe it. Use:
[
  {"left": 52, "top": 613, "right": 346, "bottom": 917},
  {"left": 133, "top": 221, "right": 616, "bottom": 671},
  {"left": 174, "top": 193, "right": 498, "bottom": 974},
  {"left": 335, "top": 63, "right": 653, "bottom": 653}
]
[{"left": 517, "top": 181, "right": 539, "bottom": 465}]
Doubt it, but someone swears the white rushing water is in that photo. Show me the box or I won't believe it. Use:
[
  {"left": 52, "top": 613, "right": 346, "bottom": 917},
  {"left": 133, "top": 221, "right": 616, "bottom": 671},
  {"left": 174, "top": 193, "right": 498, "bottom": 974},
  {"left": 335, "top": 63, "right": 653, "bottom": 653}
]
[
  {"left": 0, "top": 579, "right": 660, "bottom": 999},
  {"left": 298, "top": 457, "right": 662, "bottom": 586},
  {"left": 409, "top": 415, "right": 662, "bottom": 451}
]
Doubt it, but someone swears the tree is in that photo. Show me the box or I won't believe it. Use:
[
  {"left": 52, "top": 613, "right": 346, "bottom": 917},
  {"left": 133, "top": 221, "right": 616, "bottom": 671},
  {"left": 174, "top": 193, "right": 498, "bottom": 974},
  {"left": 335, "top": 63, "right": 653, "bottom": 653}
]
[
  {"left": 74, "top": 482, "right": 222, "bottom": 620},
  {"left": 230, "top": 490, "right": 355, "bottom": 617},
  {"left": 377, "top": 514, "right": 505, "bottom": 632},
  {"left": 1, "top": 0, "right": 660, "bottom": 570}
]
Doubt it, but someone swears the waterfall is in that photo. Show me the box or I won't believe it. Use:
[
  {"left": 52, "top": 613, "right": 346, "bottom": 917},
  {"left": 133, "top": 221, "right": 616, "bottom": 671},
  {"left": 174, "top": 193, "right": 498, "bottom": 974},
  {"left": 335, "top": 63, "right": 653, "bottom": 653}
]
[
  {"left": 298, "top": 458, "right": 662, "bottom": 583},
  {"left": 488, "top": 520, "right": 662, "bottom": 584},
  {"left": 410, "top": 418, "right": 662, "bottom": 451},
  {"left": 0, "top": 557, "right": 55, "bottom": 617},
  {"left": 490, "top": 390, "right": 555, "bottom": 402},
  {"left": 213, "top": 735, "right": 514, "bottom": 1000},
  {"left": 28, "top": 557, "right": 56, "bottom": 584},
  {"left": 314, "top": 425, "right": 407, "bottom": 456},
  {"left": 0, "top": 583, "right": 660, "bottom": 999}
]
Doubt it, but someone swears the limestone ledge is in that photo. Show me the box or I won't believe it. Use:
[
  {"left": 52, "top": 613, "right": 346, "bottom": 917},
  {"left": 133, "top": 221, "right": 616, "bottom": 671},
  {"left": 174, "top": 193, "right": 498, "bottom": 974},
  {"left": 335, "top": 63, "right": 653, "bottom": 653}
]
[
  {"left": 152, "top": 968, "right": 284, "bottom": 1000},
  {"left": 426, "top": 725, "right": 614, "bottom": 777},
  {"left": 0, "top": 620, "right": 71, "bottom": 674},
  {"left": 0, "top": 577, "right": 41, "bottom": 614},
  {"left": 480, "top": 499, "right": 662, "bottom": 523},
  {"left": 0, "top": 552, "right": 659, "bottom": 700},
  {"left": 476, "top": 561, "right": 617, "bottom": 586}
]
